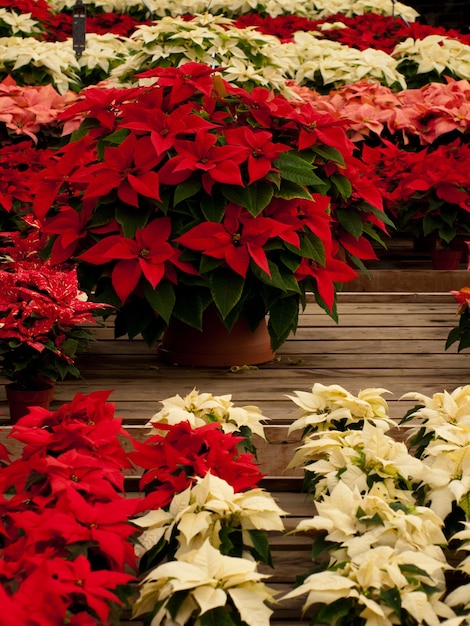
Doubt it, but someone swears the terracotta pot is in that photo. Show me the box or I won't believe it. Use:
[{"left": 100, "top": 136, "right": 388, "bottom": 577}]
[
  {"left": 158, "top": 307, "right": 275, "bottom": 367},
  {"left": 5, "top": 381, "right": 55, "bottom": 423},
  {"left": 430, "top": 248, "right": 462, "bottom": 270}
]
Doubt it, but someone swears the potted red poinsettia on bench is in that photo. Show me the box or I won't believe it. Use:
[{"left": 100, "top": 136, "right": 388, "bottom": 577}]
[
  {"left": 0, "top": 231, "right": 105, "bottom": 421},
  {"left": 32, "top": 62, "right": 389, "bottom": 366}
]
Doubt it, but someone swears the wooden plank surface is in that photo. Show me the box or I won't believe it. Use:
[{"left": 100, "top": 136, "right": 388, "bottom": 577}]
[
  {"left": 1, "top": 292, "right": 468, "bottom": 475},
  {"left": 1, "top": 292, "right": 469, "bottom": 625}
]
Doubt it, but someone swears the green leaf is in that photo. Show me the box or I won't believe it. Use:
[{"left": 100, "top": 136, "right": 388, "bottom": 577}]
[
  {"left": 115, "top": 300, "right": 155, "bottom": 339},
  {"left": 116, "top": 205, "right": 149, "bottom": 238},
  {"left": 361, "top": 204, "right": 395, "bottom": 228},
  {"left": 300, "top": 233, "right": 325, "bottom": 264},
  {"left": 222, "top": 182, "right": 274, "bottom": 217},
  {"left": 311, "top": 144, "right": 345, "bottom": 166},
  {"left": 200, "top": 194, "right": 226, "bottom": 223},
  {"left": 172, "top": 292, "right": 211, "bottom": 330},
  {"left": 219, "top": 524, "right": 237, "bottom": 556},
  {"left": 275, "top": 152, "right": 326, "bottom": 187},
  {"left": 247, "top": 529, "right": 272, "bottom": 566},
  {"left": 143, "top": 281, "right": 175, "bottom": 324},
  {"left": 336, "top": 207, "right": 363, "bottom": 239},
  {"left": 102, "top": 128, "right": 130, "bottom": 145},
  {"left": 458, "top": 491, "right": 470, "bottom": 518},
  {"left": 173, "top": 179, "right": 201, "bottom": 206},
  {"left": 399, "top": 563, "right": 430, "bottom": 578},
  {"left": 138, "top": 536, "right": 169, "bottom": 574},
  {"left": 380, "top": 587, "right": 401, "bottom": 616},
  {"left": 276, "top": 180, "right": 313, "bottom": 201},
  {"left": 311, "top": 532, "right": 334, "bottom": 560},
  {"left": 330, "top": 172, "right": 352, "bottom": 200},
  {"left": 71, "top": 116, "right": 99, "bottom": 142},
  {"left": 199, "top": 255, "right": 222, "bottom": 274},
  {"left": 60, "top": 338, "right": 79, "bottom": 360},
  {"left": 313, "top": 597, "right": 353, "bottom": 624},
  {"left": 445, "top": 326, "right": 461, "bottom": 350},
  {"left": 209, "top": 269, "right": 245, "bottom": 319},
  {"left": 458, "top": 333, "right": 470, "bottom": 352},
  {"left": 166, "top": 590, "right": 190, "bottom": 620},
  {"left": 268, "top": 296, "right": 299, "bottom": 350},
  {"left": 199, "top": 607, "right": 237, "bottom": 626}
]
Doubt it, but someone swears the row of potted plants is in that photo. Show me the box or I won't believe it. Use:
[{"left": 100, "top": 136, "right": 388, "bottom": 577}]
[
  {"left": 283, "top": 382, "right": 470, "bottom": 625},
  {"left": 3, "top": 382, "right": 470, "bottom": 624},
  {"left": 0, "top": 387, "right": 284, "bottom": 625},
  {"left": 0, "top": 0, "right": 467, "bottom": 369},
  {"left": 3, "top": 75, "right": 468, "bottom": 257},
  {"left": 1, "top": 62, "right": 388, "bottom": 357},
  {"left": 1, "top": 3, "right": 469, "bottom": 95}
]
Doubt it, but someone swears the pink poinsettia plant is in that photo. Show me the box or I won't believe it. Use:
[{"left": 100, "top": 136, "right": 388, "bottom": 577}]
[
  {"left": 0, "top": 231, "right": 105, "bottom": 390},
  {"left": 0, "top": 75, "right": 76, "bottom": 145},
  {"left": 35, "top": 62, "right": 388, "bottom": 350}
]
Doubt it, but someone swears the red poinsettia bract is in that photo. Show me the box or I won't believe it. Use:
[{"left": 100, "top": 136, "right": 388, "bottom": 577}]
[{"left": 130, "top": 421, "right": 264, "bottom": 511}]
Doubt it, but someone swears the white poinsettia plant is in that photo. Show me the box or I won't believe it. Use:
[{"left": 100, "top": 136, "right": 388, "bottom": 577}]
[
  {"left": 107, "top": 14, "right": 296, "bottom": 94},
  {"left": 392, "top": 36, "right": 470, "bottom": 86},
  {"left": 282, "top": 382, "right": 470, "bottom": 626},
  {"left": 133, "top": 539, "right": 275, "bottom": 626},
  {"left": 0, "top": 9, "right": 41, "bottom": 37},
  {"left": 401, "top": 387, "right": 470, "bottom": 524},
  {"left": 0, "top": 36, "right": 80, "bottom": 94},
  {"left": 130, "top": 390, "right": 285, "bottom": 626},
  {"left": 48, "top": 0, "right": 419, "bottom": 20},
  {"left": 148, "top": 387, "right": 268, "bottom": 451},
  {"left": 133, "top": 472, "right": 286, "bottom": 562},
  {"left": 283, "top": 32, "right": 407, "bottom": 91}
]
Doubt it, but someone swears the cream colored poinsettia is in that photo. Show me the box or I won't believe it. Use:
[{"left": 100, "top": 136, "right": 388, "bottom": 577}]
[
  {"left": 133, "top": 539, "right": 275, "bottom": 626},
  {"left": 133, "top": 473, "right": 286, "bottom": 557},
  {"left": 0, "top": 37, "right": 80, "bottom": 94},
  {"left": 149, "top": 388, "right": 268, "bottom": 439},
  {"left": 77, "top": 33, "right": 131, "bottom": 76},
  {"left": 0, "top": 9, "right": 41, "bottom": 36},
  {"left": 283, "top": 544, "right": 454, "bottom": 626},
  {"left": 287, "top": 383, "right": 394, "bottom": 434},
  {"left": 47, "top": 0, "right": 419, "bottom": 19},
  {"left": 401, "top": 385, "right": 470, "bottom": 433},
  {"left": 108, "top": 15, "right": 292, "bottom": 94},
  {"left": 309, "top": 0, "right": 418, "bottom": 20},
  {"left": 393, "top": 36, "right": 470, "bottom": 82},
  {"left": 288, "top": 421, "right": 424, "bottom": 502},
  {"left": 283, "top": 33, "right": 407, "bottom": 90},
  {"left": 48, "top": 0, "right": 145, "bottom": 12},
  {"left": 295, "top": 481, "right": 447, "bottom": 558},
  {"left": 445, "top": 524, "right": 470, "bottom": 614},
  {"left": 418, "top": 439, "right": 470, "bottom": 520}
]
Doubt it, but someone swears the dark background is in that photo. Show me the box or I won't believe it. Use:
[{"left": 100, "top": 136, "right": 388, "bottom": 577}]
[{"left": 402, "top": 0, "right": 469, "bottom": 30}]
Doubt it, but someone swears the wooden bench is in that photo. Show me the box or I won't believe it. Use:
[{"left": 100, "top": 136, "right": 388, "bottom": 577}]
[{"left": 2, "top": 289, "right": 469, "bottom": 624}]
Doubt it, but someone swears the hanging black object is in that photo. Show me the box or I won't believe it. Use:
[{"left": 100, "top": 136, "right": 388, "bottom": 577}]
[{"left": 72, "top": 0, "right": 86, "bottom": 58}]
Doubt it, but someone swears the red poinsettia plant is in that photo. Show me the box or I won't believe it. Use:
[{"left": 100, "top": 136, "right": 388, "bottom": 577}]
[
  {"left": 362, "top": 138, "right": 470, "bottom": 247},
  {"left": 129, "top": 420, "right": 265, "bottom": 513},
  {"left": 0, "top": 390, "right": 140, "bottom": 625},
  {"left": 0, "top": 231, "right": 105, "bottom": 390},
  {"left": 35, "top": 62, "right": 388, "bottom": 350}
]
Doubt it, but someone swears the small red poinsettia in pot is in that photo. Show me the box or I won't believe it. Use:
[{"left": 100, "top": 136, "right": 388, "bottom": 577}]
[
  {"left": 34, "top": 62, "right": 389, "bottom": 364},
  {"left": 0, "top": 231, "right": 105, "bottom": 421}
]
